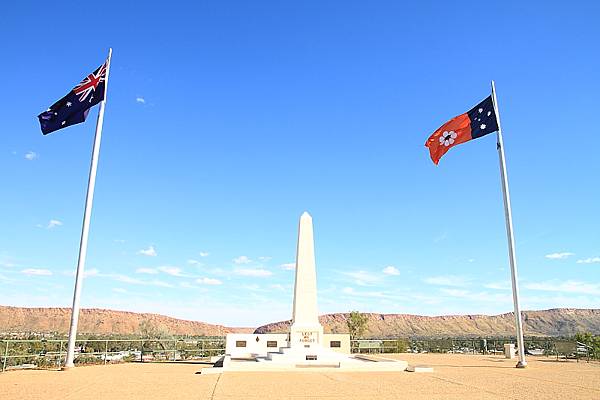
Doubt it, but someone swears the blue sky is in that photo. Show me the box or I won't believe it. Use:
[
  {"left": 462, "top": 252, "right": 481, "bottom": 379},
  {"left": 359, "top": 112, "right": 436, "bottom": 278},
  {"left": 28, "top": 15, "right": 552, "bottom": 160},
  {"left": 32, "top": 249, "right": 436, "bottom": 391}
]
[{"left": 0, "top": 1, "right": 598, "bottom": 327}]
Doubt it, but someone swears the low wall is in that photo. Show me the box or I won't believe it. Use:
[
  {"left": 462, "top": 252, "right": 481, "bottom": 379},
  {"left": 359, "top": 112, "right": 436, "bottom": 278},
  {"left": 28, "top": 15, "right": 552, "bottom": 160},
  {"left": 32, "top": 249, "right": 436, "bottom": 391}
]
[{"left": 225, "top": 334, "right": 288, "bottom": 358}]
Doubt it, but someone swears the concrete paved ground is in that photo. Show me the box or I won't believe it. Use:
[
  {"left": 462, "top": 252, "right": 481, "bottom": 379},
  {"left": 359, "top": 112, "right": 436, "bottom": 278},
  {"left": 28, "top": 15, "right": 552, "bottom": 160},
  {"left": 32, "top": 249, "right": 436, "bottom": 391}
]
[{"left": 1, "top": 354, "right": 598, "bottom": 399}]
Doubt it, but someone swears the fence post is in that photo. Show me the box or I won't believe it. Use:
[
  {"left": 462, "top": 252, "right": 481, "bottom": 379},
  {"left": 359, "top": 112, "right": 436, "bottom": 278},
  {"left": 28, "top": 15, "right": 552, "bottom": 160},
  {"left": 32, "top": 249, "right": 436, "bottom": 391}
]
[
  {"left": 58, "top": 340, "right": 64, "bottom": 368},
  {"left": 2, "top": 341, "right": 8, "bottom": 372},
  {"left": 140, "top": 340, "right": 143, "bottom": 363},
  {"left": 104, "top": 340, "right": 108, "bottom": 365},
  {"left": 173, "top": 340, "right": 176, "bottom": 362}
]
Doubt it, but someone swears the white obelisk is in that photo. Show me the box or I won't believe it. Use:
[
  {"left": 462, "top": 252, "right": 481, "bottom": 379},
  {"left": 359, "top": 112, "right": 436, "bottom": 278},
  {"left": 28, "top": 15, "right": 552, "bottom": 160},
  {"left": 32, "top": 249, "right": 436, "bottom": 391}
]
[{"left": 290, "top": 212, "right": 324, "bottom": 349}]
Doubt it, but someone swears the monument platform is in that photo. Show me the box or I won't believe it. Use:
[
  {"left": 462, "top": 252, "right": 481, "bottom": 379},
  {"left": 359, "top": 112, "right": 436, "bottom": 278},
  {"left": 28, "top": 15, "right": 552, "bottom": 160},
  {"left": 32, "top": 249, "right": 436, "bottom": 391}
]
[{"left": 202, "top": 353, "right": 409, "bottom": 374}]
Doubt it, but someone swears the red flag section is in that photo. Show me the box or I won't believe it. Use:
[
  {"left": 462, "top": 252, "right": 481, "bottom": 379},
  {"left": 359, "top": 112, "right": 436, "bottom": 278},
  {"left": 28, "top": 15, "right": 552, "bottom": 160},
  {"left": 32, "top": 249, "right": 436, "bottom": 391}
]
[{"left": 425, "top": 113, "right": 472, "bottom": 165}]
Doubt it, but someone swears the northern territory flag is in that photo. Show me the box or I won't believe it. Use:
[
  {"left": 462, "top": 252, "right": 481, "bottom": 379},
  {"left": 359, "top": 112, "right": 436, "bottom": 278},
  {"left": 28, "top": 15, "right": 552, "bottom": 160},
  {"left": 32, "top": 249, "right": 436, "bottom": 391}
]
[
  {"left": 38, "top": 59, "right": 108, "bottom": 135},
  {"left": 425, "top": 96, "right": 499, "bottom": 164}
]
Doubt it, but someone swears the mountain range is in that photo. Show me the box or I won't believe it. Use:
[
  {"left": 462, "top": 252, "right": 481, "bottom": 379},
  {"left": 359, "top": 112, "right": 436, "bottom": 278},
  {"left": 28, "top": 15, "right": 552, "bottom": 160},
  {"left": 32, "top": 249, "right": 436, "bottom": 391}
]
[{"left": 1, "top": 306, "right": 598, "bottom": 338}]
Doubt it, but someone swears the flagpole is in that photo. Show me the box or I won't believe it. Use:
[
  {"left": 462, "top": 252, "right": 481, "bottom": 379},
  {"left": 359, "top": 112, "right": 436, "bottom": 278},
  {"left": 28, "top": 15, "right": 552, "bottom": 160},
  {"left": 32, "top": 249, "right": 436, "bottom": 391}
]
[
  {"left": 491, "top": 80, "right": 527, "bottom": 368},
  {"left": 63, "top": 48, "right": 112, "bottom": 370}
]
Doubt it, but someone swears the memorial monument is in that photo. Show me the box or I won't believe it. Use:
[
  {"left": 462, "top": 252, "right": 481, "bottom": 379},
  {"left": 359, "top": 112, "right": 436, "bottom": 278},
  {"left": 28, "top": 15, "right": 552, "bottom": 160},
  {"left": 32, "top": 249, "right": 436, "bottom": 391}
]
[{"left": 202, "top": 212, "right": 409, "bottom": 373}]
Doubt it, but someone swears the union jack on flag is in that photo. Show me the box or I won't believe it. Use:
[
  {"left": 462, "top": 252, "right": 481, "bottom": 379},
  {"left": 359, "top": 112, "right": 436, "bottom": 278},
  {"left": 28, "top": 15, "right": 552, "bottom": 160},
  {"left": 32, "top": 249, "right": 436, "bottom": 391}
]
[
  {"left": 73, "top": 61, "right": 107, "bottom": 103},
  {"left": 38, "top": 56, "right": 110, "bottom": 135}
]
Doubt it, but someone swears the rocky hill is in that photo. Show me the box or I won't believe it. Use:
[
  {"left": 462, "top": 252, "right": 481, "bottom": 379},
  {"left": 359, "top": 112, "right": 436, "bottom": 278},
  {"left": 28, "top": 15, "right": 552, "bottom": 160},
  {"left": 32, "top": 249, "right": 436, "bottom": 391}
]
[
  {"left": 255, "top": 308, "right": 600, "bottom": 338},
  {"left": 1, "top": 306, "right": 598, "bottom": 337},
  {"left": 0, "top": 306, "right": 252, "bottom": 336}
]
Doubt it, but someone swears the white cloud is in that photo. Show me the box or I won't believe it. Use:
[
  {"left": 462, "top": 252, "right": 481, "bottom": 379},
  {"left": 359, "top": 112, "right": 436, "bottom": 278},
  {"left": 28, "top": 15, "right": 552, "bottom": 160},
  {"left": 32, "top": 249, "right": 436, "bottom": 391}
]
[
  {"left": 179, "top": 282, "right": 200, "bottom": 289},
  {"left": 545, "top": 252, "right": 575, "bottom": 260},
  {"left": 135, "top": 268, "right": 158, "bottom": 274},
  {"left": 149, "top": 280, "right": 175, "bottom": 288},
  {"left": 576, "top": 257, "right": 600, "bottom": 264},
  {"left": 269, "top": 284, "right": 285, "bottom": 291},
  {"left": 196, "top": 277, "right": 222, "bottom": 285},
  {"left": 424, "top": 275, "right": 470, "bottom": 287},
  {"left": 258, "top": 256, "right": 272, "bottom": 262},
  {"left": 138, "top": 246, "right": 157, "bottom": 257},
  {"left": 281, "top": 263, "right": 295, "bottom": 271},
  {"left": 47, "top": 219, "right": 63, "bottom": 229},
  {"left": 483, "top": 281, "right": 510, "bottom": 291},
  {"left": 433, "top": 232, "right": 447, "bottom": 243},
  {"left": 233, "top": 256, "right": 251, "bottom": 264},
  {"left": 111, "top": 274, "right": 145, "bottom": 284},
  {"left": 382, "top": 266, "right": 399, "bottom": 276},
  {"left": 157, "top": 266, "right": 184, "bottom": 277},
  {"left": 343, "top": 270, "right": 380, "bottom": 286},
  {"left": 524, "top": 280, "right": 600, "bottom": 295},
  {"left": 187, "top": 259, "right": 202, "bottom": 266},
  {"left": 107, "top": 274, "right": 174, "bottom": 288},
  {"left": 63, "top": 268, "right": 99, "bottom": 278},
  {"left": 24, "top": 151, "right": 38, "bottom": 161},
  {"left": 0, "top": 261, "right": 16, "bottom": 268},
  {"left": 235, "top": 268, "right": 272, "bottom": 277},
  {"left": 136, "top": 97, "right": 146, "bottom": 104},
  {"left": 439, "top": 288, "right": 469, "bottom": 297},
  {"left": 84, "top": 268, "right": 99, "bottom": 277},
  {"left": 340, "top": 286, "right": 389, "bottom": 298},
  {"left": 199, "top": 252, "right": 210, "bottom": 257},
  {"left": 439, "top": 288, "right": 512, "bottom": 303},
  {"left": 112, "top": 288, "right": 127, "bottom": 293},
  {"left": 21, "top": 268, "right": 52, "bottom": 276}
]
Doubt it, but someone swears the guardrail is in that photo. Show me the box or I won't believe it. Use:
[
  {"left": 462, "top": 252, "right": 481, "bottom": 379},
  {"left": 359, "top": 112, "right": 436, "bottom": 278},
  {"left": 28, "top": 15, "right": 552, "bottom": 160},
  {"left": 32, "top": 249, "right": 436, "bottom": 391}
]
[
  {"left": 1, "top": 338, "right": 225, "bottom": 372},
  {"left": 1, "top": 336, "right": 593, "bottom": 372},
  {"left": 351, "top": 338, "right": 556, "bottom": 355}
]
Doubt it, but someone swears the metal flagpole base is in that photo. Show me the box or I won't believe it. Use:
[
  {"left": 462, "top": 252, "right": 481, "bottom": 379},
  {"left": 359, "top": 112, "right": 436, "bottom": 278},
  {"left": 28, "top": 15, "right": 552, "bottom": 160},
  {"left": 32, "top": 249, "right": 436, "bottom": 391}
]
[
  {"left": 515, "top": 361, "right": 527, "bottom": 368},
  {"left": 61, "top": 361, "right": 75, "bottom": 370}
]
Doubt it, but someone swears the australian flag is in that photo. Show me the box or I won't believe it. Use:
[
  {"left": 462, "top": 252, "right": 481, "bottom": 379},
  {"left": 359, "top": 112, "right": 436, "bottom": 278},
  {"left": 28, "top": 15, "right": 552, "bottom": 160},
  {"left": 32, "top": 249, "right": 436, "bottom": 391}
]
[{"left": 38, "top": 59, "right": 108, "bottom": 135}]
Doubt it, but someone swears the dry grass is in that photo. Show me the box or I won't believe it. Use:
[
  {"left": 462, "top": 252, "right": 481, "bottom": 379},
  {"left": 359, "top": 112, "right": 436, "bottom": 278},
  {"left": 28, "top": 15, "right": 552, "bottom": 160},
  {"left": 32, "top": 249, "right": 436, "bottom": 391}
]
[{"left": 1, "top": 354, "right": 598, "bottom": 399}]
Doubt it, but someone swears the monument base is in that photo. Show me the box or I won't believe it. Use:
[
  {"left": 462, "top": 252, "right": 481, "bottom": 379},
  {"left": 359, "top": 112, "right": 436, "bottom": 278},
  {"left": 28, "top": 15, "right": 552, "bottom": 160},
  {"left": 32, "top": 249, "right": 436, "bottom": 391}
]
[
  {"left": 201, "top": 354, "right": 409, "bottom": 373},
  {"left": 201, "top": 342, "right": 410, "bottom": 374}
]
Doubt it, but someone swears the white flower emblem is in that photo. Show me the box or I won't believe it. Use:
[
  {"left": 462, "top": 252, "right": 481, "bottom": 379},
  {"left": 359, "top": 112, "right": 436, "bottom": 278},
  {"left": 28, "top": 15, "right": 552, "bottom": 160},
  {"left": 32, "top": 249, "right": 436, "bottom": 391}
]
[{"left": 439, "top": 130, "right": 457, "bottom": 146}]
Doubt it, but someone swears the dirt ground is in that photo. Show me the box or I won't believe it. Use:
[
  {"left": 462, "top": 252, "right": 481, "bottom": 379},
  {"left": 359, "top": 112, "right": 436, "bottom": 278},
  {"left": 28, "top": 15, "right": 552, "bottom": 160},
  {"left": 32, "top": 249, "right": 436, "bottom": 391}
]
[{"left": 1, "top": 354, "right": 599, "bottom": 400}]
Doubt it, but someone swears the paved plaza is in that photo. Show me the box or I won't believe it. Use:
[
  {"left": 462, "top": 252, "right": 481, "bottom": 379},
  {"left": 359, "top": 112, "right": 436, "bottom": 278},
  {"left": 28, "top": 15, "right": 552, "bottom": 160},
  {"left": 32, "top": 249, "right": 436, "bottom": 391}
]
[{"left": 1, "top": 354, "right": 598, "bottom": 400}]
